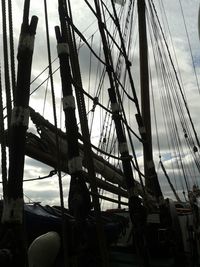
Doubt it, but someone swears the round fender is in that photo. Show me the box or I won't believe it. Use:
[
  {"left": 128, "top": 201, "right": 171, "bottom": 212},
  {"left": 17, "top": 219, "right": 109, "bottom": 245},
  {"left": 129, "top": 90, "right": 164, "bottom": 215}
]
[{"left": 28, "top": 231, "right": 61, "bottom": 267}]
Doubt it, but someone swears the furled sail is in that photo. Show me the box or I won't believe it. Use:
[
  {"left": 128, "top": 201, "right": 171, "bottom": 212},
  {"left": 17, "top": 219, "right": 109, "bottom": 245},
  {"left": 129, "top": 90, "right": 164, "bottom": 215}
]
[{"left": 25, "top": 108, "right": 148, "bottom": 199}]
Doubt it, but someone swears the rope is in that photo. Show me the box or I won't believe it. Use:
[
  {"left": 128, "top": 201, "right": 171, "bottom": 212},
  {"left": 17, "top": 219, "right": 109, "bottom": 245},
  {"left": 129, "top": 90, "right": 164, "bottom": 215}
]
[
  {"left": 178, "top": 0, "right": 200, "bottom": 95},
  {"left": 149, "top": 66, "right": 160, "bottom": 156},
  {"left": 1, "top": 0, "right": 12, "bottom": 127},
  {"left": 42, "top": 75, "right": 49, "bottom": 116},
  {"left": 108, "top": 0, "right": 145, "bottom": 193},
  {"left": 150, "top": 0, "right": 200, "bottom": 149},
  {"left": 147, "top": 2, "right": 193, "bottom": 192},
  {"left": 0, "top": 68, "right": 8, "bottom": 197},
  {"left": 160, "top": 160, "right": 181, "bottom": 202},
  {"left": 0, "top": 170, "right": 57, "bottom": 183},
  {"left": 8, "top": 0, "right": 16, "bottom": 104}
]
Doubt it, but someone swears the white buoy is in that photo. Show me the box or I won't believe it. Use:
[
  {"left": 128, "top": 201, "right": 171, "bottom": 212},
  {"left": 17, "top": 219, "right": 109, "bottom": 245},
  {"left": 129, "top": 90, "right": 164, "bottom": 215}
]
[{"left": 28, "top": 231, "right": 61, "bottom": 267}]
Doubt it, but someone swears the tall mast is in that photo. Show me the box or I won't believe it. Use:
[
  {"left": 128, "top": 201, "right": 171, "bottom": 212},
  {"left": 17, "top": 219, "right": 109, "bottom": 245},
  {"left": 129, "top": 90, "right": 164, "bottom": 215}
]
[
  {"left": 137, "top": 0, "right": 163, "bottom": 201},
  {"left": 58, "top": 1, "right": 110, "bottom": 266},
  {"left": 0, "top": 0, "right": 38, "bottom": 265}
]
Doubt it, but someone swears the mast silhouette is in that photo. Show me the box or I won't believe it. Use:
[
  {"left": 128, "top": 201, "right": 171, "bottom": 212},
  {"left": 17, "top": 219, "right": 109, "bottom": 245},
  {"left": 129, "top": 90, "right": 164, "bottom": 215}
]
[{"left": 137, "top": 0, "right": 163, "bottom": 201}]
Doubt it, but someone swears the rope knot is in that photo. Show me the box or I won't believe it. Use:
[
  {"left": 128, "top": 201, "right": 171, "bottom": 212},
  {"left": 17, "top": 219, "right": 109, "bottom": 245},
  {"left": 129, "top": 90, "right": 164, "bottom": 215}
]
[{"left": 91, "top": 97, "right": 99, "bottom": 112}]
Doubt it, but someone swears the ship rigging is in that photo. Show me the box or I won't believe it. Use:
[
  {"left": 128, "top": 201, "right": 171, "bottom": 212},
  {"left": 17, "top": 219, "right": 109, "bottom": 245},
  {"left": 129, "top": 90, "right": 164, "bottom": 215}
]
[{"left": 0, "top": 0, "right": 200, "bottom": 266}]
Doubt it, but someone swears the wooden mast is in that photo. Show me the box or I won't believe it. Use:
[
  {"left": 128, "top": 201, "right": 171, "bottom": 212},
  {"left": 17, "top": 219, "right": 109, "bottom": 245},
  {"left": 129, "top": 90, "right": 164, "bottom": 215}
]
[
  {"left": 137, "top": 0, "right": 163, "bottom": 201},
  {"left": 57, "top": 1, "right": 110, "bottom": 266},
  {"left": 0, "top": 0, "right": 38, "bottom": 265}
]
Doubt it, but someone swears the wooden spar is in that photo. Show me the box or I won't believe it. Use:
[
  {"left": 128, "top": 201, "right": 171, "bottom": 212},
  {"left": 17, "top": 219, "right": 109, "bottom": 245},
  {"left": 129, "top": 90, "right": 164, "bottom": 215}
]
[
  {"left": 28, "top": 106, "right": 151, "bottom": 198},
  {"left": 108, "top": 88, "right": 150, "bottom": 267},
  {"left": 91, "top": 0, "right": 137, "bottom": 195},
  {"left": 43, "top": 1, "right": 70, "bottom": 267},
  {"left": 26, "top": 140, "right": 129, "bottom": 199},
  {"left": 26, "top": 127, "right": 150, "bottom": 198},
  {"left": 110, "top": 0, "right": 146, "bottom": 193},
  {"left": 108, "top": 88, "right": 135, "bottom": 191},
  {"left": 58, "top": 1, "right": 110, "bottom": 266},
  {"left": 29, "top": 107, "right": 125, "bottom": 185},
  {"left": 91, "top": 0, "right": 149, "bottom": 264},
  {"left": 55, "top": 11, "right": 92, "bottom": 264},
  {"left": 0, "top": 0, "right": 38, "bottom": 265},
  {"left": 137, "top": 0, "right": 163, "bottom": 201},
  {"left": 0, "top": 116, "right": 134, "bottom": 199}
]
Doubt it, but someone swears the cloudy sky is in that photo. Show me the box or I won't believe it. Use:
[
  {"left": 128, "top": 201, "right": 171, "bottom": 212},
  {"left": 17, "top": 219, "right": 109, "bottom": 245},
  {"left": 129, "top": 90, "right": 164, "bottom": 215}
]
[{"left": 0, "top": 0, "right": 200, "bottom": 208}]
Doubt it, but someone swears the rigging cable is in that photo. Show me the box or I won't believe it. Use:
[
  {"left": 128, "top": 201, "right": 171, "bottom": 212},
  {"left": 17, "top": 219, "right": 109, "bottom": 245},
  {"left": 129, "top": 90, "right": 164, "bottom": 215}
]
[
  {"left": 149, "top": 64, "right": 160, "bottom": 157},
  {"left": 158, "top": 0, "right": 186, "bottom": 98},
  {"left": 147, "top": 5, "right": 190, "bottom": 192},
  {"left": 88, "top": 35, "right": 93, "bottom": 113},
  {"left": 95, "top": 1, "right": 144, "bottom": 188},
  {"left": 72, "top": 76, "right": 143, "bottom": 141},
  {"left": 149, "top": 49, "right": 185, "bottom": 195},
  {"left": 148, "top": 33, "right": 179, "bottom": 192},
  {"left": 42, "top": 75, "right": 49, "bottom": 116},
  {"left": 109, "top": 0, "right": 145, "bottom": 190},
  {"left": 94, "top": 5, "right": 124, "bottom": 152},
  {"left": 28, "top": 2, "right": 116, "bottom": 97},
  {"left": 149, "top": 0, "right": 200, "bottom": 149},
  {"left": 8, "top": 0, "right": 16, "bottom": 104},
  {"left": 64, "top": 12, "right": 136, "bottom": 103},
  {"left": 0, "top": 169, "right": 57, "bottom": 183},
  {"left": 0, "top": 68, "right": 8, "bottom": 197},
  {"left": 1, "top": 0, "right": 12, "bottom": 127},
  {"left": 178, "top": 0, "right": 200, "bottom": 95},
  {"left": 149, "top": 1, "right": 200, "bottom": 179},
  {"left": 157, "top": 0, "right": 200, "bottom": 166},
  {"left": 66, "top": 0, "right": 110, "bottom": 265},
  {"left": 96, "top": 1, "right": 129, "bottom": 156},
  {"left": 159, "top": 160, "right": 181, "bottom": 202},
  {"left": 96, "top": 0, "right": 145, "bottom": 201},
  {"left": 94, "top": 4, "right": 125, "bottom": 157}
]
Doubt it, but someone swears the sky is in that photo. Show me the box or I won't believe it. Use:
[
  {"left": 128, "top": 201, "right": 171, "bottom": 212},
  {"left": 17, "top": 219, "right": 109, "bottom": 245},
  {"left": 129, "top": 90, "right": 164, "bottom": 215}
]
[{"left": 0, "top": 0, "right": 200, "bottom": 209}]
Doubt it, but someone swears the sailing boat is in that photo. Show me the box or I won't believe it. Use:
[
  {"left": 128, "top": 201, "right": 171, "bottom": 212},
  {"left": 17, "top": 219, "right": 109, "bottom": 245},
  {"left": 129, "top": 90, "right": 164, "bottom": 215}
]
[{"left": 0, "top": 0, "right": 200, "bottom": 266}]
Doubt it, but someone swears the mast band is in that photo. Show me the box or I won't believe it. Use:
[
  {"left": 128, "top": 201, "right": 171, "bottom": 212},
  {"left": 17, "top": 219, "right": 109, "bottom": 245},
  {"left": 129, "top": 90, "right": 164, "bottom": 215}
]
[
  {"left": 1, "top": 198, "right": 23, "bottom": 223},
  {"left": 19, "top": 34, "right": 35, "bottom": 51},
  {"left": 128, "top": 187, "right": 138, "bottom": 197},
  {"left": 63, "top": 95, "right": 75, "bottom": 110},
  {"left": 139, "top": 126, "right": 146, "bottom": 134},
  {"left": 119, "top": 142, "right": 128, "bottom": 153},
  {"left": 68, "top": 156, "right": 82, "bottom": 174},
  {"left": 147, "top": 160, "right": 154, "bottom": 169},
  {"left": 57, "top": 43, "right": 69, "bottom": 55},
  {"left": 111, "top": 103, "right": 120, "bottom": 112},
  {"left": 11, "top": 107, "right": 30, "bottom": 127}
]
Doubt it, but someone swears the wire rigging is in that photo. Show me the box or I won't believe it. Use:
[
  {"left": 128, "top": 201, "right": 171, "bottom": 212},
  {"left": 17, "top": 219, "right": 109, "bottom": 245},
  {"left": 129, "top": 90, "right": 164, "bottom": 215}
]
[
  {"left": 146, "top": 0, "right": 200, "bottom": 194},
  {"left": 8, "top": 0, "right": 16, "bottom": 104},
  {"left": 1, "top": 0, "right": 12, "bottom": 127},
  {"left": 0, "top": 68, "right": 8, "bottom": 197},
  {"left": 149, "top": 0, "right": 200, "bottom": 150},
  {"left": 178, "top": 0, "right": 200, "bottom": 95}
]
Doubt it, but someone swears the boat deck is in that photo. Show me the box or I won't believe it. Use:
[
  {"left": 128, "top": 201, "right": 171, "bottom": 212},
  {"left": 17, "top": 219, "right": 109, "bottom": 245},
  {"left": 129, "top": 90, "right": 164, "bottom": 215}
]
[{"left": 110, "top": 247, "right": 174, "bottom": 267}]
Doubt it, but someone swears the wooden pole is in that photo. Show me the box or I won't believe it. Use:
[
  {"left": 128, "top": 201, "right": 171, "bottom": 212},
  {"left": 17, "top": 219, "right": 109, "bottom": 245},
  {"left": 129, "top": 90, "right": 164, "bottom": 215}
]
[
  {"left": 58, "top": 1, "right": 110, "bottom": 266},
  {"left": 137, "top": 0, "right": 163, "bottom": 201},
  {"left": 1, "top": 1, "right": 38, "bottom": 265}
]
